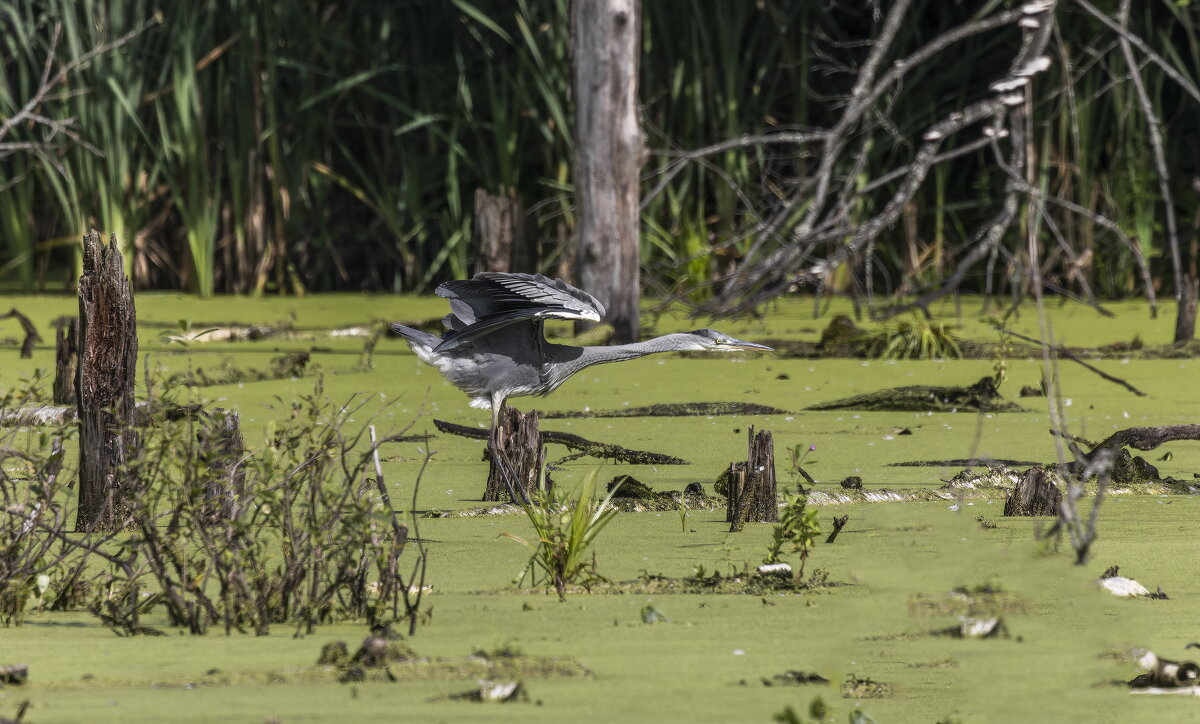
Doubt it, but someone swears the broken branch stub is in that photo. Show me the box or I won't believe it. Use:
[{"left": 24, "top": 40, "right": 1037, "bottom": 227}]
[
  {"left": 0, "top": 308, "right": 42, "bottom": 358},
  {"left": 76, "top": 230, "right": 140, "bottom": 531},
  {"left": 53, "top": 316, "right": 78, "bottom": 405}
]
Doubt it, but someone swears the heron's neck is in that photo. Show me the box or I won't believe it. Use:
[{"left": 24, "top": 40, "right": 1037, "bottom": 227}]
[{"left": 561, "top": 333, "right": 702, "bottom": 376}]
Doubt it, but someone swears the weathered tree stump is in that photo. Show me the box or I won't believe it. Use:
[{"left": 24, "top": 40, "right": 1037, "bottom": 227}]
[
  {"left": 727, "top": 426, "right": 778, "bottom": 530},
  {"left": 1174, "top": 274, "right": 1198, "bottom": 343},
  {"left": 1003, "top": 467, "right": 1062, "bottom": 516},
  {"left": 473, "top": 187, "right": 530, "bottom": 274},
  {"left": 76, "top": 230, "right": 139, "bottom": 531},
  {"left": 196, "top": 408, "right": 246, "bottom": 524},
  {"left": 53, "top": 316, "right": 78, "bottom": 405},
  {"left": 484, "top": 407, "right": 544, "bottom": 503}
]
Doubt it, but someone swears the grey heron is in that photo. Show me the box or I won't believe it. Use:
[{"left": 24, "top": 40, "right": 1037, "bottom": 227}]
[{"left": 391, "top": 272, "right": 773, "bottom": 428}]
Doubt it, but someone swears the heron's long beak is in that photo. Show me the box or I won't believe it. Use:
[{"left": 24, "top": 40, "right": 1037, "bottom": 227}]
[{"left": 728, "top": 337, "right": 774, "bottom": 352}]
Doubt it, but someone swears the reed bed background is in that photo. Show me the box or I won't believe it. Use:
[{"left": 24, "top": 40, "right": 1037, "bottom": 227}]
[{"left": 0, "top": 0, "right": 1196, "bottom": 305}]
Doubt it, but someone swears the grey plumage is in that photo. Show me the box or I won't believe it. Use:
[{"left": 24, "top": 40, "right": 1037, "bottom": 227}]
[{"left": 392, "top": 272, "right": 772, "bottom": 427}]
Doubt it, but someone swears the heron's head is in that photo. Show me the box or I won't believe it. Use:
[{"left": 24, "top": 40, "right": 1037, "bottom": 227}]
[{"left": 685, "top": 328, "right": 774, "bottom": 352}]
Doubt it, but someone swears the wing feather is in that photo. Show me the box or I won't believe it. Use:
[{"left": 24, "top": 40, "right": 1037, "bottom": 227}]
[{"left": 434, "top": 272, "right": 605, "bottom": 351}]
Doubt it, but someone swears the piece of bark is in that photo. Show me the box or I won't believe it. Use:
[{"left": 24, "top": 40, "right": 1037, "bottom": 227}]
[
  {"left": 53, "top": 317, "right": 78, "bottom": 405},
  {"left": 76, "top": 230, "right": 140, "bottom": 531},
  {"left": 1003, "top": 467, "right": 1062, "bottom": 516},
  {"left": 432, "top": 418, "right": 688, "bottom": 465},
  {"left": 484, "top": 407, "right": 544, "bottom": 503}
]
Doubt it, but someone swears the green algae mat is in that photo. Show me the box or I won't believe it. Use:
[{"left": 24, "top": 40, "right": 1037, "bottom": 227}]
[{"left": 1, "top": 293, "right": 1199, "bottom": 723}]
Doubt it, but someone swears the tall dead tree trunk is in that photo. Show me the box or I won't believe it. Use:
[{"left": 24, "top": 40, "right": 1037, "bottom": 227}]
[
  {"left": 474, "top": 187, "right": 531, "bottom": 273},
  {"left": 572, "top": 0, "right": 643, "bottom": 344},
  {"left": 76, "top": 230, "right": 139, "bottom": 531},
  {"left": 53, "top": 317, "right": 78, "bottom": 405}
]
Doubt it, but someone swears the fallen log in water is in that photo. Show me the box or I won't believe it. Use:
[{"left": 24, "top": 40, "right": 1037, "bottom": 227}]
[
  {"left": 432, "top": 418, "right": 689, "bottom": 465},
  {"left": 2, "top": 401, "right": 212, "bottom": 427},
  {"left": 806, "top": 377, "right": 1023, "bottom": 413},
  {"left": 542, "top": 401, "right": 791, "bottom": 418}
]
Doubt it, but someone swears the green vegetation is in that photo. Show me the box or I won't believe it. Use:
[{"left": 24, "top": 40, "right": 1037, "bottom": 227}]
[
  {"left": 506, "top": 469, "right": 623, "bottom": 601},
  {"left": 763, "top": 494, "right": 821, "bottom": 581},
  {"left": 860, "top": 316, "right": 963, "bottom": 361},
  {"left": 2, "top": 2, "right": 1197, "bottom": 307},
  {"left": 0, "top": 294, "right": 1198, "bottom": 723}
]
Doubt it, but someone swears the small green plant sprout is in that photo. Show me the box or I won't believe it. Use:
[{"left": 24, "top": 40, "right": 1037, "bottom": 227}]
[
  {"left": 763, "top": 494, "right": 821, "bottom": 580},
  {"left": 677, "top": 498, "right": 688, "bottom": 532},
  {"left": 787, "top": 443, "right": 818, "bottom": 492},
  {"left": 862, "top": 314, "right": 962, "bottom": 360},
  {"left": 159, "top": 318, "right": 220, "bottom": 350},
  {"left": 505, "top": 469, "right": 623, "bottom": 601},
  {"left": 983, "top": 316, "right": 1012, "bottom": 388}
]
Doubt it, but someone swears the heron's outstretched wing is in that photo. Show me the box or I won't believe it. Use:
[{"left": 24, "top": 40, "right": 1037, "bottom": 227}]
[{"left": 434, "top": 272, "right": 604, "bottom": 351}]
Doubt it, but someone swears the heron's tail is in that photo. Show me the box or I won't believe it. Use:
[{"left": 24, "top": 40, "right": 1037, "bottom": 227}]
[{"left": 390, "top": 323, "right": 440, "bottom": 354}]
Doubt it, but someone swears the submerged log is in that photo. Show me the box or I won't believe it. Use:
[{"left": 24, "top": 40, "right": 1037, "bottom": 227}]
[
  {"left": 53, "top": 317, "right": 78, "bottom": 405},
  {"left": 433, "top": 418, "right": 688, "bottom": 465},
  {"left": 76, "top": 230, "right": 139, "bottom": 532},
  {"left": 806, "top": 377, "right": 1023, "bottom": 413},
  {"left": 1003, "top": 467, "right": 1062, "bottom": 516},
  {"left": 542, "top": 401, "right": 792, "bottom": 419},
  {"left": 484, "top": 407, "right": 544, "bottom": 503},
  {"left": 727, "top": 426, "right": 778, "bottom": 530}
]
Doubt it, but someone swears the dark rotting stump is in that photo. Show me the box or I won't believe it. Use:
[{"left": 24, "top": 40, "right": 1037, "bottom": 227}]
[
  {"left": 727, "top": 426, "right": 778, "bottom": 531},
  {"left": 1003, "top": 467, "right": 1062, "bottom": 517},
  {"left": 75, "top": 230, "right": 139, "bottom": 532},
  {"left": 484, "top": 407, "right": 544, "bottom": 504},
  {"left": 53, "top": 317, "right": 78, "bottom": 405}
]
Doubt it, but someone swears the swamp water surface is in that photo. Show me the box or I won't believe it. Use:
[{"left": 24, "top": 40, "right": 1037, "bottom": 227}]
[{"left": 1, "top": 294, "right": 1198, "bottom": 722}]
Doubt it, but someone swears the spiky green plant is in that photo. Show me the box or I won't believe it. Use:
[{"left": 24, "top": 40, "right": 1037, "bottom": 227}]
[
  {"left": 505, "top": 470, "right": 622, "bottom": 601},
  {"left": 862, "top": 316, "right": 962, "bottom": 360}
]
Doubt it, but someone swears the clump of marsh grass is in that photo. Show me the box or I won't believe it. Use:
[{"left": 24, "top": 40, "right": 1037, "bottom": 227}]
[
  {"left": 860, "top": 316, "right": 962, "bottom": 360},
  {"left": 506, "top": 469, "right": 622, "bottom": 601}
]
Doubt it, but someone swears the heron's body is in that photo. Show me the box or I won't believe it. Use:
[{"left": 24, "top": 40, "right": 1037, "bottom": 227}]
[{"left": 392, "top": 273, "right": 771, "bottom": 426}]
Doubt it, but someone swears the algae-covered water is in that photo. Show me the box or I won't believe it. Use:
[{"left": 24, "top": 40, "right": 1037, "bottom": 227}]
[{"left": 1, "top": 293, "right": 1198, "bottom": 722}]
